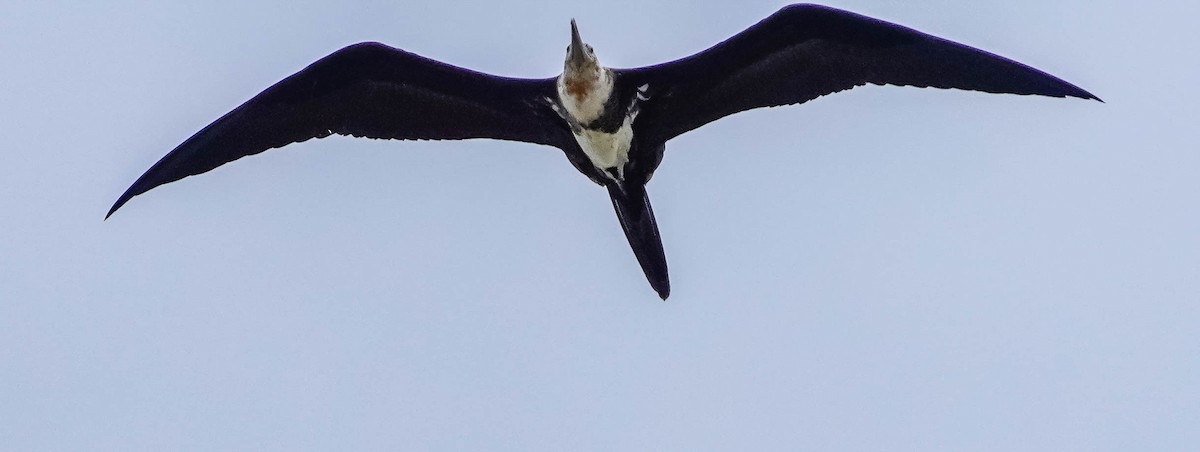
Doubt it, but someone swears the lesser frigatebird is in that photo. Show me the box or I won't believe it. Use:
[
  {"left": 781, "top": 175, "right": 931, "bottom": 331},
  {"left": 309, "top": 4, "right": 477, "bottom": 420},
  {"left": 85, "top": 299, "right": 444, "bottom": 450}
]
[{"left": 107, "top": 4, "right": 1099, "bottom": 299}]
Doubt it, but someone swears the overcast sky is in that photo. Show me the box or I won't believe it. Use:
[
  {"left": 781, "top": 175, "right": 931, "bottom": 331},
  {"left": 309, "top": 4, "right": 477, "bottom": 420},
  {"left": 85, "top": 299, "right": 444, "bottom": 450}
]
[{"left": 2, "top": 0, "right": 1197, "bottom": 450}]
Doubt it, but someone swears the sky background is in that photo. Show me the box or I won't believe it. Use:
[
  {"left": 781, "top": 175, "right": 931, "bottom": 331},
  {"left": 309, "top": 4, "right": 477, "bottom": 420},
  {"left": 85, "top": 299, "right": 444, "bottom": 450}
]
[{"left": 2, "top": 0, "right": 1197, "bottom": 450}]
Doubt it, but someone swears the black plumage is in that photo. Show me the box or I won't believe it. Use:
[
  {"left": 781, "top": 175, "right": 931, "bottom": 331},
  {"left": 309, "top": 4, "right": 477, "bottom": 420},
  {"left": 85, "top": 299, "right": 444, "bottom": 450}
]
[{"left": 108, "top": 4, "right": 1097, "bottom": 299}]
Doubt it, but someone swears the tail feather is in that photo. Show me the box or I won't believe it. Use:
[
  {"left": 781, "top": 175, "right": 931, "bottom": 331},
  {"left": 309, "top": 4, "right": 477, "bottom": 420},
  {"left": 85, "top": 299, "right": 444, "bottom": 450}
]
[{"left": 607, "top": 183, "right": 670, "bottom": 299}]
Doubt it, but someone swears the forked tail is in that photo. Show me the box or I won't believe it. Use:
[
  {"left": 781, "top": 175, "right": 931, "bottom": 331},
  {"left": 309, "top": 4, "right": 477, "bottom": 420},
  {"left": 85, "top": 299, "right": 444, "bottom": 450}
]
[{"left": 606, "top": 183, "right": 670, "bottom": 299}]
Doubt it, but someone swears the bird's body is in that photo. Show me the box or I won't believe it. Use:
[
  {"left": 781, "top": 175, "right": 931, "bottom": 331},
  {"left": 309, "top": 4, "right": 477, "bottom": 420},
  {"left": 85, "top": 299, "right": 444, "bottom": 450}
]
[
  {"left": 555, "top": 62, "right": 630, "bottom": 180},
  {"left": 107, "top": 4, "right": 1098, "bottom": 299}
]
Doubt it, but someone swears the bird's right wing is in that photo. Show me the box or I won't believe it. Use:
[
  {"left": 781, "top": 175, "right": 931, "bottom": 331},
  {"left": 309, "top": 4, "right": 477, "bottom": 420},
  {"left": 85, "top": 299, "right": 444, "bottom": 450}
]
[
  {"left": 620, "top": 4, "right": 1099, "bottom": 144},
  {"left": 109, "top": 42, "right": 570, "bottom": 218}
]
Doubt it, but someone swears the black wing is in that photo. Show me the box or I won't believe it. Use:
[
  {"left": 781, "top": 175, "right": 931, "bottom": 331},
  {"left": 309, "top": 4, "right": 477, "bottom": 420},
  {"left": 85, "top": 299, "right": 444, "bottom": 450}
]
[
  {"left": 621, "top": 4, "right": 1100, "bottom": 144},
  {"left": 108, "top": 42, "right": 569, "bottom": 218}
]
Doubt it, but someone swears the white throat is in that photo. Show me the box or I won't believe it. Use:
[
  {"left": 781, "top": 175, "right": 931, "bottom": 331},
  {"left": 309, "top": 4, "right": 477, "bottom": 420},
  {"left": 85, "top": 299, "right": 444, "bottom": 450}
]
[{"left": 557, "top": 68, "right": 614, "bottom": 124}]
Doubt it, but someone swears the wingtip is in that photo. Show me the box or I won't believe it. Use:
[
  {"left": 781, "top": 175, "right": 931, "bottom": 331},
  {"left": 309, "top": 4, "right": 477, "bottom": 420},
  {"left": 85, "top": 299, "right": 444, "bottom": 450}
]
[
  {"left": 1070, "top": 86, "right": 1103, "bottom": 103},
  {"left": 105, "top": 193, "right": 132, "bottom": 220}
]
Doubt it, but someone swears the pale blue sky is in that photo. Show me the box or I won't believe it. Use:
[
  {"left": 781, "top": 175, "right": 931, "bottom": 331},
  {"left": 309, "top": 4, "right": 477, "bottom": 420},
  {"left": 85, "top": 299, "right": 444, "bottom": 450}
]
[{"left": 2, "top": 0, "right": 1197, "bottom": 450}]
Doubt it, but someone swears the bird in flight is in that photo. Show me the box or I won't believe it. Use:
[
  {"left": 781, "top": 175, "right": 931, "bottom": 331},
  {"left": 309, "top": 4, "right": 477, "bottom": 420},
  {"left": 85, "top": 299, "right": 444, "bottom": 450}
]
[{"left": 107, "top": 4, "right": 1098, "bottom": 299}]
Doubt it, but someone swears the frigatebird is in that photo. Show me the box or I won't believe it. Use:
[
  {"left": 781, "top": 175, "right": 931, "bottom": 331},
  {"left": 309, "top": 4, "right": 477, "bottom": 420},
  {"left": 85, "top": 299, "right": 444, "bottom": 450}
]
[{"left": 107, "top": 4, "right": 1098, "bottom": 299}]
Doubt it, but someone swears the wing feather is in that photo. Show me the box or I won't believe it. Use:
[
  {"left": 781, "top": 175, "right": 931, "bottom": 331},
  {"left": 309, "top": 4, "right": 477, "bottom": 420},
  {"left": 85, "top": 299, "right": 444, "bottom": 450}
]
[
  {"left": 108, "top": 42, "right": 568, "bottom": 218},
  {"left": 622, "top": 4, "right": 1099, "bottom": 144}
]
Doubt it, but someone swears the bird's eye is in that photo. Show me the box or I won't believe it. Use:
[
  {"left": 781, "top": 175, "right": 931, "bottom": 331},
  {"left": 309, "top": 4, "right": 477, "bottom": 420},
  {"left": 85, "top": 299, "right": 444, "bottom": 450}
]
[{"left": 585, "top": 44, "right": 593, "bottom": 53}]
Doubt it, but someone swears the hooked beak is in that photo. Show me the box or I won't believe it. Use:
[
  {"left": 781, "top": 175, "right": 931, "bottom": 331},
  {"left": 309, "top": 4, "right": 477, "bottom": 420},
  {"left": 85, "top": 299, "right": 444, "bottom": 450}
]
[{"left": 568, "top": 19, "right": 587, "bottom": 67}]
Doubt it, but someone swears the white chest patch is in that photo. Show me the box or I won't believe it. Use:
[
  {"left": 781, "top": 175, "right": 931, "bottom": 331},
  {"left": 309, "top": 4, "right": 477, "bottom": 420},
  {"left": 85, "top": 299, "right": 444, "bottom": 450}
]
[{"left": 575, "top": 116, "right": 634, "bottom": 179}]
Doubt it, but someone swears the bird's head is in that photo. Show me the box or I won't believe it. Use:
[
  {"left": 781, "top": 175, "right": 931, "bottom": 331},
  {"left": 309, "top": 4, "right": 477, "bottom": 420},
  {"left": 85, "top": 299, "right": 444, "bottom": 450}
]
[{"left": 563, "top": 19, "right": 602, "bottom": 85}]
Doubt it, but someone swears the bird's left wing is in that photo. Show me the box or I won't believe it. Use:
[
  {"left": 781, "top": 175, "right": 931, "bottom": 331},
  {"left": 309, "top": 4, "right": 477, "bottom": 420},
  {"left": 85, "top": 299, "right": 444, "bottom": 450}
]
[
  {"left": 108, "top": 42, "right": 568, "bottom": 218},
  {"left": 620, "top": 4, "right": 1099, "bottom": 145}
]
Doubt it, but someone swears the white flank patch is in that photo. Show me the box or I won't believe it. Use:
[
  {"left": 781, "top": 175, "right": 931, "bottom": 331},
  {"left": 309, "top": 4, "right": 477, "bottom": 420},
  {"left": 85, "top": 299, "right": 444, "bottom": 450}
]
[{"left": 636, "top": 84, "right": 650, "bottom": 100}]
